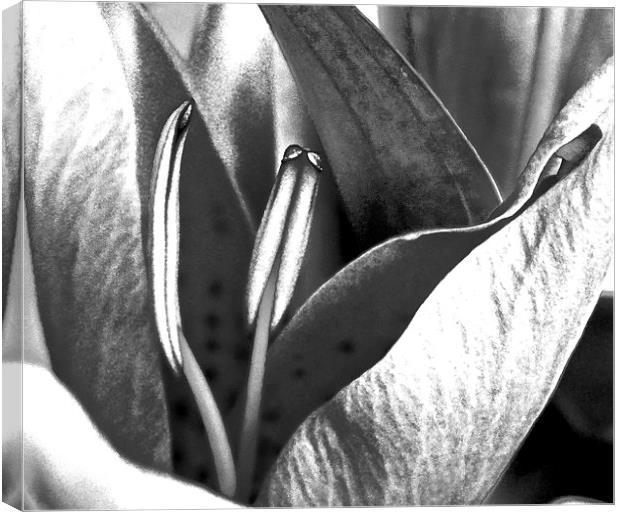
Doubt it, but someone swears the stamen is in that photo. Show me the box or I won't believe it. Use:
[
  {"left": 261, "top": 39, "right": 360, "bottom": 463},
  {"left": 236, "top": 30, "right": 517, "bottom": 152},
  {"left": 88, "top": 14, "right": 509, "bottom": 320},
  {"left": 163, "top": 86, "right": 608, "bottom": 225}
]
[
  {"left": 237, "top": 263, "right": 277, "bottom": 501},
  {"left": 237, "top": 145, "right": 323, "bottom": 500},
  {"left": 150, "top": 101, "right": 236, "bottom": 497},
  {"left": 245, "top": 145, "right": 323, "bottom": 332},
  {"left": 151, "top": 100, "right": 192, "bottom": 372},
  {"left": 178, "top": 329, "right": 236, "bottom": 497}
]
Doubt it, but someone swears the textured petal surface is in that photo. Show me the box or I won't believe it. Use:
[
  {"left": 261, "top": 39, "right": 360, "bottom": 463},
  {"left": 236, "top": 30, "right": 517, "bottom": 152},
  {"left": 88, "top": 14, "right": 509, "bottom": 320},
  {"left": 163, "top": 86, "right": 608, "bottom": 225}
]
[
  {"left": 23, "top": 2, "right": 170, "bottom": 470},
  {"left": 254, "top": 58, "right": 614, "bottom": 485},
  {"left": 381, "top": 7, "right": 613, "bottom": 196},
  {"left": 261, "top": 6, "right": 501, "bottom": 248},
  {"left": 258, "top": 61, "right": 613, "bottom": 506}
]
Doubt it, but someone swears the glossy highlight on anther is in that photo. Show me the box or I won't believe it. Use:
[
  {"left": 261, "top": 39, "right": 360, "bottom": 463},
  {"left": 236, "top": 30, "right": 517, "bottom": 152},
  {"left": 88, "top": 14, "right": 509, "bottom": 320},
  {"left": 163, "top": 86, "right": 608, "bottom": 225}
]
[
  {"left": 307, "top": 151, "right": 324, "bottom": 172},
  {"left": 178, "top": 100, "right": 193, "bottom": 132},
  {"left": 281, "top": 144, "right": 324, "bottom": 173},
  {"left": 282, "top": 144, "right": 304, "bottom": 161}
]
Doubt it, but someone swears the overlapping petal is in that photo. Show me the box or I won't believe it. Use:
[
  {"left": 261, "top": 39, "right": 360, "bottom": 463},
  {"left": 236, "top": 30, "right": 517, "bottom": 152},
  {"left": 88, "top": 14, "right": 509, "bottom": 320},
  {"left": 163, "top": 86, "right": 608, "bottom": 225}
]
[
  {"left": 8, "top": 3, "right": 613, "bottom": 507},
  {"left": 4, "top": 362, "right": 238, "bottom": 509},
  {"left": 185, "top": 4, "right": 276, "bottom": 227},
  {"left": 258, "top": 58, "right": 613, "bottom": 506},
  {"left": 382, "top": 7, "right": 613, "bottom": 195},
  {"left": 261, "top": 6, "right": 502, "bottom": 249}
]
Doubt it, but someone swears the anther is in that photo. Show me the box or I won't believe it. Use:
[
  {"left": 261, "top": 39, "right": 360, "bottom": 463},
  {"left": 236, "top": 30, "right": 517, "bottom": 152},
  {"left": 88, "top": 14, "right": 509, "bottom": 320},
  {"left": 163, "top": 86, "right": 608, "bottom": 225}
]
[
  {"left": 150, "top": 100, "right": 193, "bottom": 373},
  {"left": 245, "top": 144, "right": 323, "bottom": 332}
]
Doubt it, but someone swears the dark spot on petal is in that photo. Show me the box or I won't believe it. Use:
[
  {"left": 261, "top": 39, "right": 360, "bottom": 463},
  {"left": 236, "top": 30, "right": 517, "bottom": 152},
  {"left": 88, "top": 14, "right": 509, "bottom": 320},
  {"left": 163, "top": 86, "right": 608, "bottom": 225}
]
[
  {"left": 214, "top": 219, "right": 229, "bottom": 234},
  {"left": 234, "top": 344, "right": 250, "bottom": 362},
  {"left": 204, "top": 367, "right": 218, "bottom": 383},
  {"left": 257, "top": 437, "right": 282, "bottom": 457},
  {"left": 338, "top": 339, "right": 355, "bottom": 354},
  {"left": 208, "top": 280, "right": 223, "bottom": 298},
  {"left": 173, "top": 400, "right": 190, "bottom": 419},
  {"left": 196, "top": 466, "right": 209, "bottom": 482},
  {"left": 261, "top": 407, "right": 281, "bottom": 423},
  {"left": 205, "top": 313, "right": 220, "bottom": 329},
  {"left": 225, "top": 390, "right": 239, "bottom": 412},
  {"left": 263, "top": 396, "right": 280, "bottom": 412},
  {"left": 292, "top": 367, "right": 305, "bottom": 379},
  {"left": 235, "top": 314, "right": 245, "bottom": 331},
  {"left": 172, "top": 449, "right": 184, "bottom": 465},
  {"left": 205, "top": 337, "right": 220, "bottom": 352}
]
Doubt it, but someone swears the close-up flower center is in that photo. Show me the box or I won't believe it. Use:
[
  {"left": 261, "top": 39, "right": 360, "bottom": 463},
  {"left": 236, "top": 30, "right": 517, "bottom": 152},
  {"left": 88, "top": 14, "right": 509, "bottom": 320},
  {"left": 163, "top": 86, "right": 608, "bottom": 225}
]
[{"left": 3, "top": 3, "right": 613, "bottom": 509}]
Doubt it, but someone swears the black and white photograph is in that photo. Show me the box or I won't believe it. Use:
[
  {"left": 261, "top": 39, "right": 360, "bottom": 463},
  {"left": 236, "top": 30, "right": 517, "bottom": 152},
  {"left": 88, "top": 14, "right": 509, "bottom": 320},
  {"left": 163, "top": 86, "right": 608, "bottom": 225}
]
[{"left": 1, "top": 2, "right": 614, "bottom": 508}]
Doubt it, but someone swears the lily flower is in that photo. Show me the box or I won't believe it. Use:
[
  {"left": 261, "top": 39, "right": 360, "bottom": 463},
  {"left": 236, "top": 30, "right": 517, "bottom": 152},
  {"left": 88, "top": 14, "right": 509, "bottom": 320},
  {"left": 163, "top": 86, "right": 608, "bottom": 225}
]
[{"left": 2, "top": 3, "right": 613, "bottom": 508}]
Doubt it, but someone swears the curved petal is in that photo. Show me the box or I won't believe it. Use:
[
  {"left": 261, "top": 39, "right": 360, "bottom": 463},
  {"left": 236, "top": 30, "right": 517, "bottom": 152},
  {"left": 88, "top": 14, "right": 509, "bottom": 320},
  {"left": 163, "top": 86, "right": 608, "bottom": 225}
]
[
  {"left": 381, "top": 7, "right": 613, "bottom": 195},
  {"left": 261, "top": 6, "right": 502, "bottom": 249},
  {"left": 23, "top": 2, "right": 170, "bottom": 469},
  {"left": 3, "top": 362, "right": 238, "bottom": 509},
  {"left": 253, "top": 58, "right": 614, "bottom": 483},
  {"left": 258, "top": 60, "right": 613, "bottom": 505}
]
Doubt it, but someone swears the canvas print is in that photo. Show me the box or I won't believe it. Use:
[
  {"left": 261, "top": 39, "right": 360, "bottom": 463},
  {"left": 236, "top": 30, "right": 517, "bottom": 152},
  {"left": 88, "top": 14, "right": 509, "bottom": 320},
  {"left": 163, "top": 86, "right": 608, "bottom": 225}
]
[{"left": 2, "top": 2, "right": 613, "bottom": 508}]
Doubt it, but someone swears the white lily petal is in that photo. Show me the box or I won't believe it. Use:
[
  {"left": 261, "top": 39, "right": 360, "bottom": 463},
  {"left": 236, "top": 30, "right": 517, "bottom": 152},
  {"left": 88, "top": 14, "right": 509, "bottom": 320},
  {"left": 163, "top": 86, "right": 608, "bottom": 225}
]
[{"left": 257, "top": 59, "right": 613, "bottom": 505}]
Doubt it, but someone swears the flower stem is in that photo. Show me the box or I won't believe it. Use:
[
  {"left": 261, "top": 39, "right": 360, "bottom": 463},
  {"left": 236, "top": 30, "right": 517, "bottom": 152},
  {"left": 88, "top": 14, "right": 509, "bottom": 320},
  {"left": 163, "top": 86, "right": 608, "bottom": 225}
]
[
  {"left": 179, "top": 329, "right": 237, "bottom": 498},
  {"left": 236, "top": 265, "right": 277, "bottom": 501}
]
